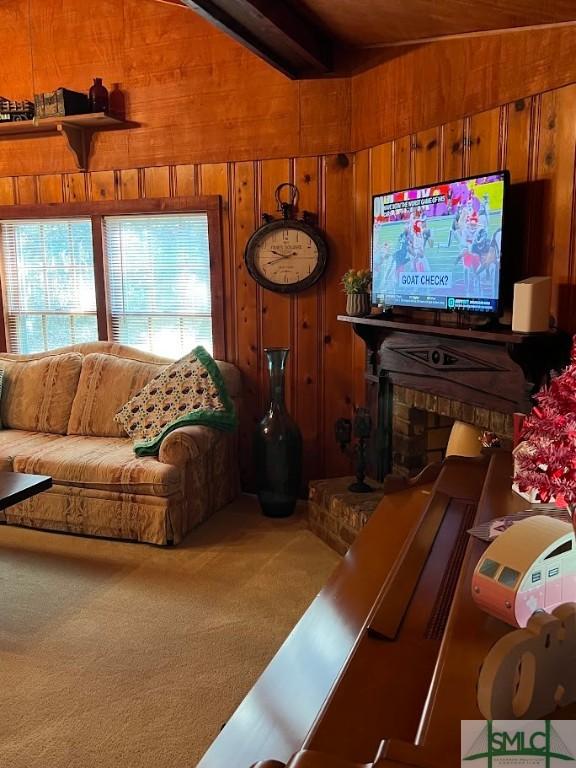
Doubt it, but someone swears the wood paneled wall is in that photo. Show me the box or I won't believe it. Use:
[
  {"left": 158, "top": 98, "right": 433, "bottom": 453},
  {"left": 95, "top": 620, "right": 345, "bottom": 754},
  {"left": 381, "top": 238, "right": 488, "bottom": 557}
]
[
  {"left": 0, "top": 0, "right": 349, "bottom": 176},
  {"left": 2, "top": 82, "right": 574, "bottom": 487},
  {"left": 1, "top": 0, "right": 574, "bottom": 177},
  {"left": 0, "top": 155, "right": 355, "bottom": 486},
  {"left": 1, "top": 0, "right": 575, "bottom": 486},
  {"left": 351, "top": 27, "right": 576, "bottom": 151}
]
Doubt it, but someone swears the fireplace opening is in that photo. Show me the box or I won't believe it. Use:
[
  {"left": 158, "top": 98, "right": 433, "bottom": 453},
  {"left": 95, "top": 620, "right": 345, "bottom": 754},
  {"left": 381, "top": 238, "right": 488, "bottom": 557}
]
[
  {"left": 393, "top": 399, "right": 454, "bottom": 477},
  {"left": 388, "top": 385, "right": 514, "bottom": 478}
]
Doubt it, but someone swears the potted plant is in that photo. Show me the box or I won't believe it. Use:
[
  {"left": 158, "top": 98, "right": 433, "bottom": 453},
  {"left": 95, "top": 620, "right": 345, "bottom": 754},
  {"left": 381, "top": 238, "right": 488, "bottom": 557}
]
[{"left": 341, "top": 268, "right": 372, "bottom": 317}]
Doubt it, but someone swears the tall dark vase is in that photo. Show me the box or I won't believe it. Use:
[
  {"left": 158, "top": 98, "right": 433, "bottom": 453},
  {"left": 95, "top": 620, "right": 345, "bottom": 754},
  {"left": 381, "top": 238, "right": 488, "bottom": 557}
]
[{"left": 254, "top": 348, "right": 302, "bottom": 517}]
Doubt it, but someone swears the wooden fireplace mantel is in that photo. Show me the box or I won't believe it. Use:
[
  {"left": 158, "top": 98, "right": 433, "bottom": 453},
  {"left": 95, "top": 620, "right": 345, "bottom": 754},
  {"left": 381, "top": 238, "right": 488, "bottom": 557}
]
[
  {"left": 338, "top": 313, "right": 571, "bottom": 415},
  {"left": 338, "top": 313, "right": 536, "bottom": 343}
]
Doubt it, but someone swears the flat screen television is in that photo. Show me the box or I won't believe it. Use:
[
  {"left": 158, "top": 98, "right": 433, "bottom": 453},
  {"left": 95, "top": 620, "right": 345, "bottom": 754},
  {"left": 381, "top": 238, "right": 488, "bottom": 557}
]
[{"left": 371, "top": 170, "right": 509, "bottom": 314}]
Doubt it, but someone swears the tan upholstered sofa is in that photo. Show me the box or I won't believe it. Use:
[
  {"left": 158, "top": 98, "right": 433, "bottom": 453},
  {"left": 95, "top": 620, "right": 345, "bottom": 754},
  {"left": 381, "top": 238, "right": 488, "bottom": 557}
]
[{"left": 0, "top": 342, "right": 241, "bottom": 545}]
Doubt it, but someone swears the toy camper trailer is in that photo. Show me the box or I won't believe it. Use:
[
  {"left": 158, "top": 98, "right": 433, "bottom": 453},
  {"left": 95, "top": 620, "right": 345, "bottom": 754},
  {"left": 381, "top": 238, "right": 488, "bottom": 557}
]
[{"left": 471, "top": 516, "right": 576, "bottom": 627}]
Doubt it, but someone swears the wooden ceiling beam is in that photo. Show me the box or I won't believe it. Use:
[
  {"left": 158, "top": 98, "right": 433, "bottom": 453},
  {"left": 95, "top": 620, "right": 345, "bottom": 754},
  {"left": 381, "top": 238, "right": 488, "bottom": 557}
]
[{"left": 179, "top": 0, "right": 333, "bottom": 78}]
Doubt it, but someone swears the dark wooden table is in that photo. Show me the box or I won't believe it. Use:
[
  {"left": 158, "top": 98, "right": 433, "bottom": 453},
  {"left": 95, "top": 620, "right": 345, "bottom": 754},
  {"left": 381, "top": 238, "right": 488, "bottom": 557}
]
[{"left": 0, "top": 471, "right": 52, "bottom": 512}]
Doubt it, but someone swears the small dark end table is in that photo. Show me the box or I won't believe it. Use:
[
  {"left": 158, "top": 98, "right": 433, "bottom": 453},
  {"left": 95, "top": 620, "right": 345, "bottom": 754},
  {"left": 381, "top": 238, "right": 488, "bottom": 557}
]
[{"left": 0, "top": 471, "right": 52, "bottom": 512}]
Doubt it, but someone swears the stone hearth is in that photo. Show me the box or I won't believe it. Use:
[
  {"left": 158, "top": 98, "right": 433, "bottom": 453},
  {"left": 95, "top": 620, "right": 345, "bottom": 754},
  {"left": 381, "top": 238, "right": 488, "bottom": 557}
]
[{"left": 308, "top": 477, "right": 385, "bottom": 554}]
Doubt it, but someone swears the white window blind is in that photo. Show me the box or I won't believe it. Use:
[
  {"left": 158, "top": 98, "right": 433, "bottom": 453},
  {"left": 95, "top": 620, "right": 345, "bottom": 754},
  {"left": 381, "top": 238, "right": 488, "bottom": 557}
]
[
  {"left": 103, "top": 213, "right": 213, "bottom": 357},
  {"left": 0, "top": 218, "right": 98, "bottom": 353}
]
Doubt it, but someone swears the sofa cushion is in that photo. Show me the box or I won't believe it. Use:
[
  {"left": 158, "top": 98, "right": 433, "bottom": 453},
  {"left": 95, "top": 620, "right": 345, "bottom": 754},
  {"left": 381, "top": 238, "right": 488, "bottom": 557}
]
[
  {"left": 0, "top": 429, "right": 64, "bottom": 472},
  {"left": 0, "top": 353, "right": 83, "bottom": 434},
  {"left": 114, "top": 346, "right": 237, "bottom": 456},
  {"left": 13, "top": 434, "right": 181, "bottom": 497},
  {"left": 67, "top": 353, "right": 165, "bottom": 437}
]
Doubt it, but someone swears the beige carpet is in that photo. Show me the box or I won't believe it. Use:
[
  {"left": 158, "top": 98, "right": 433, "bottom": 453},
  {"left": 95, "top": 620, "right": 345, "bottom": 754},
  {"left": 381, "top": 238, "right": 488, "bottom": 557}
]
[{"left": 0, "top": 496, "right": 339, "bottom": 768}]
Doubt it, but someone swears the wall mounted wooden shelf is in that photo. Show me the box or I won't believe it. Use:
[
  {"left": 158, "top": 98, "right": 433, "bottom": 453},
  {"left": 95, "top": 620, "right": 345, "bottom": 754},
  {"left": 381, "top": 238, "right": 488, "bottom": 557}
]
[{"left": 0, "top": 113, "right": 134, "bottom": 171}]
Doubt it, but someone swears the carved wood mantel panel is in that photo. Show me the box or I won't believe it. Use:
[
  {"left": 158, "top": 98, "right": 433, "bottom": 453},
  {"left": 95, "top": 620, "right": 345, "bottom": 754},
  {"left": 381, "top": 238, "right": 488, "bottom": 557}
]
[
  {"left": 378, "top": 332, "right": 532, "bottom": 414},
  {"left": 340, "top": 315, "right": 570, "bottom": 414}
]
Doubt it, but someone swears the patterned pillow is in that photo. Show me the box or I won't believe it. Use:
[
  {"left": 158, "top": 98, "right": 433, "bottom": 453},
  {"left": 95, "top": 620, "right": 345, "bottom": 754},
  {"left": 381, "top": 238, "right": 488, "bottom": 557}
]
[{"left": 114, "top": 346, "right": 237, "bottom": 456}]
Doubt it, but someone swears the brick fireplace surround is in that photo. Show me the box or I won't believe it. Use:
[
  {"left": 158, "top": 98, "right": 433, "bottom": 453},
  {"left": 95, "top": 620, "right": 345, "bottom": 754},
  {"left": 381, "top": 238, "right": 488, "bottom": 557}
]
[
  {"left": 308, "top": 315, "right": 568, "bottom": 553},
  {"left": 309, "top": 386, "right": 514, "bottom": 554},
  {"left": 392, "top": 384, "right": 513, "bottom": 476}
]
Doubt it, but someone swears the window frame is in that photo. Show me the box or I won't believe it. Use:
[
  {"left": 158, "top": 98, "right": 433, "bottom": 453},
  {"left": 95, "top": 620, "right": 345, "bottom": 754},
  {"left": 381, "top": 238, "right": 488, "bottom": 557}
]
[{"left": 0, "top": 196, "right": 225, "bottom": 359}]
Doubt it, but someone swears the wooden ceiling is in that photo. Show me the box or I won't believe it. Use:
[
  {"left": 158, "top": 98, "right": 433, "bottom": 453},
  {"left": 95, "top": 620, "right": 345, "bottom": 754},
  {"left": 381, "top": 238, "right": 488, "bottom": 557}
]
[
  {"left": 288, "top": 0, "right": 576, "bottom": 47},
  {"left": 158, "top": 0, "right": 576, "bottom": 77}
]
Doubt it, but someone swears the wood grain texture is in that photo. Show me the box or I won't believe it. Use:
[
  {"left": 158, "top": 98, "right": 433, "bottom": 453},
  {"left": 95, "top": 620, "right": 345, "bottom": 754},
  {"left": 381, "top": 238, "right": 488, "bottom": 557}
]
[
  {"left": 393, "top": 136, "right": 412, "bottom": 190},
  {"left": 64, "top": 173, "right": 88, "bottom": 202},
  {"left": 322, "top": 154, "right": 354, "bottom": 477},
  {"left": 351, "top": 149, "right": 370, "bottom": 409},
  {"left": 293, "top": 156, "right": 323, "bottom": 483},
  {"left": 413, "top": 127, "right": 441, "bottom": 187},
  {"left": 15, "top": 177, "right": 37, "bottom": 205},
  {"left": 119, "top": 168, "right": 141, "bottom": 199},
  {"left": 441, "top": 120, "right": 466, "bottom": 180},
  {"left": 37, "top": 174, "right": 64, "bottom": 204},
  {"left": 533, "top": 85, "right": 576, "bottom": 327},
  {"left": 0, "top": 0, "right": 348, "bottom": 177},
  {"left": 284, "top": 0, "right": 576, "bottom": 47},
  {"left": 0, "top": 37, "right": 576, "bottom": 492},
  {"left": 468, "top": 108, "right": 504, "bottom": 175},
  {"left": 0, "top": 178, "right": 15, "bottom": 206},
  {"left": 232, "top": 161, "right": 260, "bottom": 484},
  {"left": 352, "top": 27, "right": 576, "bottom": 151},
  {"left": 1, "top": 3, "right": 575, "bottom": 177}
]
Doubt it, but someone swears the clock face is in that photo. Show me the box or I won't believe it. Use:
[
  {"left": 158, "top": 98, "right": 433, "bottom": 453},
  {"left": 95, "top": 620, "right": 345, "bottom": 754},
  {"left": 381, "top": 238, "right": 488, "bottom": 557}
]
[{"left": 245, "top": 220, "right": 328, "bottom": 294}]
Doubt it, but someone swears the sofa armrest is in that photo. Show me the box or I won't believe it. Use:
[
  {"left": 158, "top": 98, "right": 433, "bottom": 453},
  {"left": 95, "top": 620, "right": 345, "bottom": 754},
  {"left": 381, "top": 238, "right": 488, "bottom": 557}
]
[
  {"left": 159, "top": 424, "right": 240, "bottom": 537},
  {"left": 158, "top": 425, "right": 221, "bottom": 467}
]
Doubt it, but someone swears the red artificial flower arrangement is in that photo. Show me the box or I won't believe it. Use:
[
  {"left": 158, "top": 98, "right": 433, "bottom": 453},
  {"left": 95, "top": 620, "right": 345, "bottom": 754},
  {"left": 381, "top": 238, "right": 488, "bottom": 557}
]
[{"left": 513, "top": 336, "right": 576, "bottom": 525}]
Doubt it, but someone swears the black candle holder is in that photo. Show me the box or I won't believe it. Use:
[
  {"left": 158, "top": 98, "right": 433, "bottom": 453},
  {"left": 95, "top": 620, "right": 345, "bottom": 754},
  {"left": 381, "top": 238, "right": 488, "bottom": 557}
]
[{"left": 335, "top": 407, "right": 373, "bottom": 493}]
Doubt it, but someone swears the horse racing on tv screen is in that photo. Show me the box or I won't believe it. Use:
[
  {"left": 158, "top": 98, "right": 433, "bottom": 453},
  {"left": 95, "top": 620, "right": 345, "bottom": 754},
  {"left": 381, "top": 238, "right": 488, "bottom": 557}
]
[{"left": 372, "top": 172, "right": 506, "bottom": 313}]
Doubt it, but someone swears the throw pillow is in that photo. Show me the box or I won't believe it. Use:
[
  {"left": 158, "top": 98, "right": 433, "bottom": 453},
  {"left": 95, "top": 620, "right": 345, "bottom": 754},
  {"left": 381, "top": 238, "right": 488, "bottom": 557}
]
[
  {"left": 114, "top": 346, "right": 237, "bottom": 456},
  {"left": 0, "top": 352, "right": 83, "bottom": 434}
]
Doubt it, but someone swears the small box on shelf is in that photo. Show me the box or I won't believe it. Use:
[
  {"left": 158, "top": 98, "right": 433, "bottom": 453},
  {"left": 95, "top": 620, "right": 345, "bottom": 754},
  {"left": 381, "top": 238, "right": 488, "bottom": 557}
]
[{"left": 34, "top": 88, "right": 90, "bottom": 119}]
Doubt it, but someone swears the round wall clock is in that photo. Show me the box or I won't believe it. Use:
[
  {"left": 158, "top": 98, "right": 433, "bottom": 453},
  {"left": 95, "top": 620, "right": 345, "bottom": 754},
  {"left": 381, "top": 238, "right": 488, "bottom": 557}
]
[{"left": 244, "top": 183, "right": 328, "bottom": 294}]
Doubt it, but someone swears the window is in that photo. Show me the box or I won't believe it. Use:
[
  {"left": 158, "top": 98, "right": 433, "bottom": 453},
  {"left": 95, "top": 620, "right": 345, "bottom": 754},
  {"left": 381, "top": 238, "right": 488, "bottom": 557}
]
[
  {"left": 0, "top": 218, "right": 98, "bottom": 353},
  {"left": 479, "top": 558, "right": 500, "bottom": 579},
  {"left": 104, "top": 213, "right": 213, "bottom": 357},
  {"left": 548, "top": 567, "right": 560, "bottom": 578},
  {"left": 531, "top": 571, "right": 541, "bottom": 583},
  {"left": 545, "top": 540, "right": 572, "bottom": 559},
  {"left": 0, "top": 198, "right": 224, "bottom": 358},
  {"left": 498, "top": 567, "right": 520, "bottom": 588}
]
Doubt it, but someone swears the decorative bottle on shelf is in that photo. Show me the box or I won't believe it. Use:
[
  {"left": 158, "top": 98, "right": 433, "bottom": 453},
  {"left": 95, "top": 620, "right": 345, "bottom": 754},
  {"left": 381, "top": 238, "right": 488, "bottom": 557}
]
[
  {"left": 254, "top": 348, "right": 302, "bottom": 517},
  {"left": 89, "top": 78, "right": 109, "bottom": 114}
]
